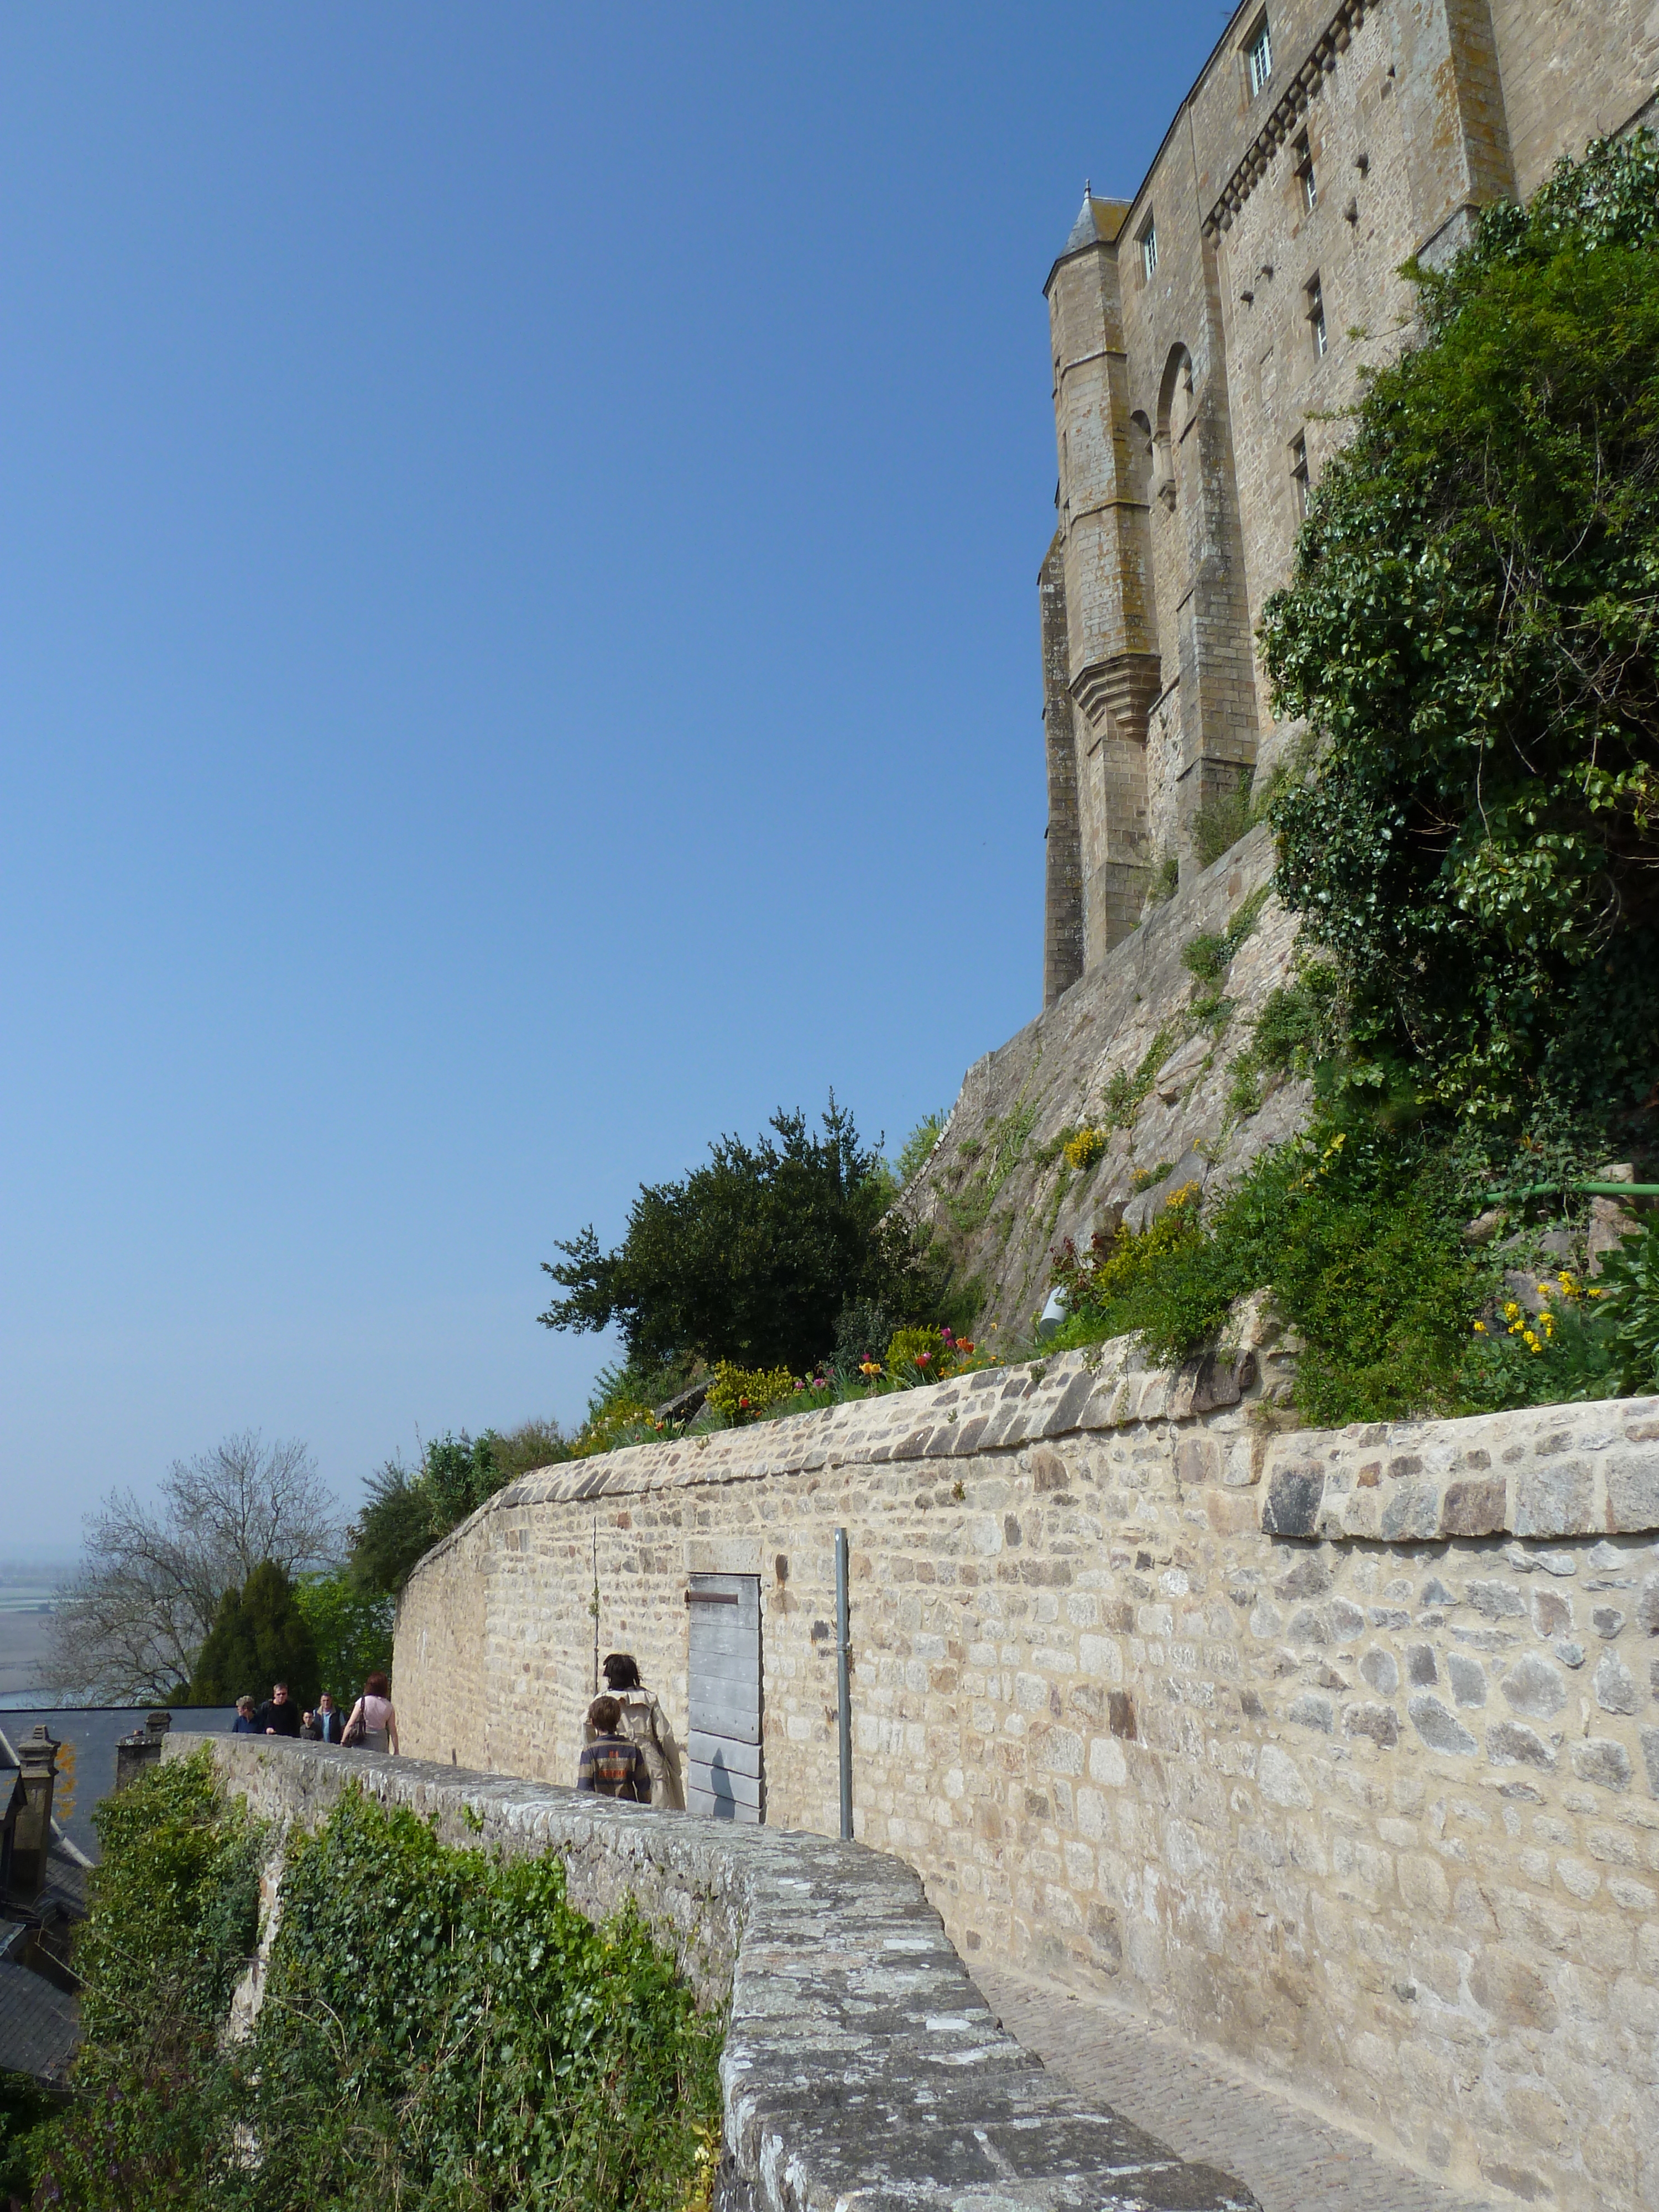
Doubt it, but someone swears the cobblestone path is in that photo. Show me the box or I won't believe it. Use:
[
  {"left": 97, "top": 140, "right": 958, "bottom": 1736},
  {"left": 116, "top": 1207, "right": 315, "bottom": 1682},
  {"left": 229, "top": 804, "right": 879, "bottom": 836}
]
[{"left": 975, "top": 1963, "right": 1499, "bottom": 2212}]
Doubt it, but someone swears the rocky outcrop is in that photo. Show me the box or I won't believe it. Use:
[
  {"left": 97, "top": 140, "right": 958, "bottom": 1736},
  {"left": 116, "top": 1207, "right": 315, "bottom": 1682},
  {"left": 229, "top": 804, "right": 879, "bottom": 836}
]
[{"left": 909, "top": 823, "right": 1311, "bottom": 1332}]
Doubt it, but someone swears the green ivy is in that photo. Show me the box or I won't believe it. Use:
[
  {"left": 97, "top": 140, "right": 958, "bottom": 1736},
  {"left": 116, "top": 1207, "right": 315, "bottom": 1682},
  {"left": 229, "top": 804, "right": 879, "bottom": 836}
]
[
  {"left": 245, "top": 1788, "right": 721, "bottom": 2211},
  {"left": 1261, "top": 132, "right": 1659, "bottom": 1141},
  {"left": 18, "top": 1753, "right": 721, "bottom": 2211}
]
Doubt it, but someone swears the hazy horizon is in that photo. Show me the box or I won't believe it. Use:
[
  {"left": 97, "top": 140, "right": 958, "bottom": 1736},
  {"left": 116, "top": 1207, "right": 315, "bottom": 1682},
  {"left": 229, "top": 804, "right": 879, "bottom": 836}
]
[{"left": 3, "top": 3, "right": 1229, "bottom": 1549}]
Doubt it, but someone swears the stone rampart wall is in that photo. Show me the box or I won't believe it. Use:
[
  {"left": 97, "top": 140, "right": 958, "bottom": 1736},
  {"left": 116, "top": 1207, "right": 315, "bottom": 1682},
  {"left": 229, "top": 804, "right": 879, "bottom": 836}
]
[
  {"left": 171, "top": 1732, "right": 1257, "bottom": 2212},
  {"left": 395, "top": 1348, "right": 1659, "bottom": 2209}
]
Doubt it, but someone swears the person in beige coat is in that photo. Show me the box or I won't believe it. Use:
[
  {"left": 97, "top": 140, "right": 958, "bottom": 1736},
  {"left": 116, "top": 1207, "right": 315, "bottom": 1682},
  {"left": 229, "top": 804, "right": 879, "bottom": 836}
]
[{"left": 581, "top": 1652, "right": 685, "bottom": 1810}]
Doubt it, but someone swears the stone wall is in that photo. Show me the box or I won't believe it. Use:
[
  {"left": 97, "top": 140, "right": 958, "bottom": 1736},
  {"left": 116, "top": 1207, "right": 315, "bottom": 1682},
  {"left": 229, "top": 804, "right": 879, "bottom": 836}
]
[
  {"left": 171, "top": 1732, "right": 1259, "bottom": 2212},
  {"left": 394, "top": 1350, "right": 1659, "bottom": 2209}
]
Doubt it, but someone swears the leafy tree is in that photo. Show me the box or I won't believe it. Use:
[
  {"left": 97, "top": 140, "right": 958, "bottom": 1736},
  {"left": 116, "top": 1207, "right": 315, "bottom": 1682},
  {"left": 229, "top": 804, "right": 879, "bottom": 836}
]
[
  {"left": 1262, "top": 132, "right": 1659, "bottom": 1142},
  {"left": 540, "top": 1098, "right": 948, "bottom": 1371},
  {"left": 48, "top": 1432, "right": 338, "bottom": 1702},
  {"left": 347, "top": 1420, "right": 571, "bottom": 1598},
  {"left": 294, "top": 1571, "right": 394, "bottom": 1703},
  {"left": 187, "top": 1560, "right": 320, "bottom": 1708}
]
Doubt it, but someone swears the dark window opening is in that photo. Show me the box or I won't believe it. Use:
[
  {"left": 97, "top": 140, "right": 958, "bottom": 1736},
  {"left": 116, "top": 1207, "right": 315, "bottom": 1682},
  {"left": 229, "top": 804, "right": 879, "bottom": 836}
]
[{"left": 1306, "top": 273, "right": 1328, "bottom": 358}]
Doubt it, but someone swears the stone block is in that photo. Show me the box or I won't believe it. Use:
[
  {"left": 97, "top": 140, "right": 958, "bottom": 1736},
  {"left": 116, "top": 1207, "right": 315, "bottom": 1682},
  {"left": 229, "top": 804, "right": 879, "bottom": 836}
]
[
  {"left": 1501, "top": 1653, "right": 1567, "bottom": 1719},
  {"left": 1261, "top": 1464, "right": 1323, "bottom": 1538},
  {"left": 1487, "top": 1721, "right": 1556, "bottom": 1771},
  {"left": 1594, "top": 1651, "right": 1638, "bottom": 1715},
  {"left": 1407, "top": 1695, "right": 1478, "bottom": 1757},
  {"left": 1571, "top": 1740, "right": 1633, "bottom": 1792},
  {"left": 1514, "top": 1457, "right": 1597, "bottom": 1538},
  {"left": 1605, "top": 1450, "right": 1659, "bottom": 1532},
  {"left": 1442, "top": 1478, "right": 1507, "bottom": 1537}
]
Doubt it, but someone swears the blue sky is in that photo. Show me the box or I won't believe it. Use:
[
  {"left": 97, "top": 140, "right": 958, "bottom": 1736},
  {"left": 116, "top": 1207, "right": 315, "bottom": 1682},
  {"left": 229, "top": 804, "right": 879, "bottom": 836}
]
[{"left": 2, "top": 2, "right": 1225, "bottom": 1550}]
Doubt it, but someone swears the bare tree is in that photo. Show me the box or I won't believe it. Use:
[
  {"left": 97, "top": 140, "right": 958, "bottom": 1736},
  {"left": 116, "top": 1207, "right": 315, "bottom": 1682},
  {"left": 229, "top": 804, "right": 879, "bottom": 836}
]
[{"left": 47, "top": 1432, "right": 342, "bottom": 1703}]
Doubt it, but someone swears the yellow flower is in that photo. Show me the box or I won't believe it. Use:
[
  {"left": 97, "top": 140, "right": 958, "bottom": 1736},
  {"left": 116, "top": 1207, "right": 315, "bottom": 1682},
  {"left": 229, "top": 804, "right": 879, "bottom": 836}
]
[{"left": 1472, "top": 1320, "right": 1488, "bottom": 1334}]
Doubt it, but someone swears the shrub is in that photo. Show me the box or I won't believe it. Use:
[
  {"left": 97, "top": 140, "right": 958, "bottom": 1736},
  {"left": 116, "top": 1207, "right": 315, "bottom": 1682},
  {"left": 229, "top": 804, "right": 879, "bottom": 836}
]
[
  {"left": 1462, "top": 1270, "right": 1621, "bottom": 1409},
  {"left": 1596, "top": 1212, "right": 1659, "bottom": 1393},
  {"left": 1048, "top": 1183, "right": 1204, "bottom": 1341},
  {"left": 896, "top": 1112, "right": 947, "bottom": 1185},
  {"left": 1191, "top": 773, "right": 1254, "bottom": 868},
  {"left": 23, "top": 1756, "right": 721, "bottom": 2211},
  {"left": 24, "top": 1747, "right": 265, "bottom": 2209},
  {"left": 1145, "top": 849, "right": 1180, "bottom": 905},
  {"left": 883, "top": 1324, "right": 984, "bottom": 1385},
  {"left": 1048, "top": 1116, "right": 1486, "bottom": 1427},
  {"left": 1250, "top": 956, "right": 1343, "bottom": 1078},
  {"left": 246, "top": 1788, "right": 721, "bottom": 2211},
  {"left": 834, "top": 1296, "right": 899, "bottom": 1370},
  {"left": 1062, "top": 1126, "right": 1107, "bottom": 1170},
  {"left": 349, "top": 1430, "right": 509, "bottom": 1597},
  {"left": 294, "top": 1570, "right": 394, "bottom": 1703},
  {"left": 542, "top": 1098, "right": 949, "bottom": 1373},
  {"left": 706, "top": 1362, "right": 799, "bottom": 1423}
]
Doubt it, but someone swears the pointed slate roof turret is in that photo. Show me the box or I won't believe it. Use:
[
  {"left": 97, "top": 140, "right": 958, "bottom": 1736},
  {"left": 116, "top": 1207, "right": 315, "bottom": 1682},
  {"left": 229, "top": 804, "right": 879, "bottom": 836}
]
[{"left": 1048, "top": 184, "right": 1131, "bottom": 291}]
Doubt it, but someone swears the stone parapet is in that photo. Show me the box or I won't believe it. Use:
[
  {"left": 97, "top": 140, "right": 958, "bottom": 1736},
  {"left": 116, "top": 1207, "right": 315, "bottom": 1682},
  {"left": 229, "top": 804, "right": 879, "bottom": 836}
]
[
  {"left": 1262, "top": 1400, "right": 1659, "bottom": 1543},
  {"left": 395, "top": 1353, "right": 1659, "bottom": 2208},
  {"left": 168, "top": 1733, "right": 1257, "bottom": 2212}
]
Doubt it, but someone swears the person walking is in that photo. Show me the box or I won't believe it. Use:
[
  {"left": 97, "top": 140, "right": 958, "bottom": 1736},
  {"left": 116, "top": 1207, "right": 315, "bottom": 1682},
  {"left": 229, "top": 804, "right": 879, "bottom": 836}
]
[
  {"left": 299, "top": 1709, "right": 322, "bottom": 1740},
  {"left": 576, "top": 1696, "right": 651, "bottom": 1802},
  {"left": 581, "top": 1652, "right": 685, "bottom": 1811},
  {"left": 342, "top": 1671, "right": 399, "bottom": 1754},
  {"left": 313, "top": 1692, "right": 345, "bottom": 1744},
  {"left": 256, "top": 1682, "right": 301, "bottom": 1738},
  {"left": 231, "top": 1695, "right": 259, "bottom": 1735}
]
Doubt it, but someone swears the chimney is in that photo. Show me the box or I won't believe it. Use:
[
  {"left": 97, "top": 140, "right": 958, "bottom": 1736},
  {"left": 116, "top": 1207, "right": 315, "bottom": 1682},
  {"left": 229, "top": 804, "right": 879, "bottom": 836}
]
[
  {"left": 11, "top": 1726, "right": 60, "bottom": 1903},
  {"left": 117, "top": 1709, "right": 175, "bottom": 1793}
]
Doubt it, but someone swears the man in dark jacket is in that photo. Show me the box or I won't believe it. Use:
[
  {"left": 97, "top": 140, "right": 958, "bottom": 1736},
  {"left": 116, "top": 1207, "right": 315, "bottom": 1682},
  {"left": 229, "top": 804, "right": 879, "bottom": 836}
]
[
  {"left": 256, "top": 1683, "right": 301, "bottom": 1737},
  {"left": 312, "top": 1693, "right": 345, "bottom": 1744}
]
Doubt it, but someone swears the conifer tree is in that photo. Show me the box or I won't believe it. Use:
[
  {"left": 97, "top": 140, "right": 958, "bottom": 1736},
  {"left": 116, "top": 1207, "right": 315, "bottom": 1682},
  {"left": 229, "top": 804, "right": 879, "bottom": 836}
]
[{"left": 189, "top": 1561, "right": 320, "bottom": 1708}]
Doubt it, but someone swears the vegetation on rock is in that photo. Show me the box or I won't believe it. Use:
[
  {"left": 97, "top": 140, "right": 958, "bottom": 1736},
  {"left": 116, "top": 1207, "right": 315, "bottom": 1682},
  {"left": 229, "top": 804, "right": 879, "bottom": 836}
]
[{"left": 1262, "top": 131, "right": 1659, "bottom": 1142}]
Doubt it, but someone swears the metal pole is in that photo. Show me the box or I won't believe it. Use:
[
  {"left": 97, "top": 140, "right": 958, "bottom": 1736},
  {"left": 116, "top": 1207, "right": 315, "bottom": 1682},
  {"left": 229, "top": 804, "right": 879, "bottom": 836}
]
[{"left": 834, "top": 1527, "right": 853, "bottom": 1841}]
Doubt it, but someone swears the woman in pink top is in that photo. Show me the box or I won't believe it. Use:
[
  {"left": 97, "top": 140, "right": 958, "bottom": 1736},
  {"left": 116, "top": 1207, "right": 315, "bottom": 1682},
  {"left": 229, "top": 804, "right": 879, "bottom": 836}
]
[{"left": 345, "top": 1669, "right": 399, "bottom": 1754}]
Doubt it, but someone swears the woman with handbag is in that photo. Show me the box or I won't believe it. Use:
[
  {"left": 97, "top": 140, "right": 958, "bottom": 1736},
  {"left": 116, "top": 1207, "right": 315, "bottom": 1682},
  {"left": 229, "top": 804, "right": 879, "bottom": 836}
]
[{"left": 342, "top": 1670, "right": 399, "bottom": 1755}]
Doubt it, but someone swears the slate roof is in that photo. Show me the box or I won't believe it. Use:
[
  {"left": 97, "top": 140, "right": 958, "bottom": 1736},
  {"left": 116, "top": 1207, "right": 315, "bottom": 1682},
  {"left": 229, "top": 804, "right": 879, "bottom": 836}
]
[
  {"left": 0, "top": 1961, "right": 79, "bottom": 2085},
  {"left": 1061, "top": 190, "right": 1128, "bottom": 256}
]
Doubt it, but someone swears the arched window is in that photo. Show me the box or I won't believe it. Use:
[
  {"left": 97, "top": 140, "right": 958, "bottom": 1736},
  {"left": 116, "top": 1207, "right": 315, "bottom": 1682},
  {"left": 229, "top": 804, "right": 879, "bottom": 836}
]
[
  {"left": 1126, "top": 410, "right": 1155, "bottom": 507},
  {"left": 1154, "top": 345, "right": 1193, "bottom": 511}
]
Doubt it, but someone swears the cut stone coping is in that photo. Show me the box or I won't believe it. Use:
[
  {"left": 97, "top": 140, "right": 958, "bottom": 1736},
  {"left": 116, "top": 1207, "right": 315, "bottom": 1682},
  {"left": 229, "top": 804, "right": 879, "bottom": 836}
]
[
  {"left": 170, "top": 1734, "right": 1260, "bottom": 2212},
  {"left": 1260, "top": 1395, "right": 1659, "bottom": 1543},
  {"left": 408, "top": 1344, "right": 1659, "bottom": 1570}
]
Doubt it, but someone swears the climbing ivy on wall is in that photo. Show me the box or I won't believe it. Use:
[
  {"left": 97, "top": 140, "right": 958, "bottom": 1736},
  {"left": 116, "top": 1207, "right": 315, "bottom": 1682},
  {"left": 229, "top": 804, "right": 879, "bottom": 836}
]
[
  {"left": 13, "top": 1751, "right": 722, "bottom": 2212},
  {"left": 1261, "top": 131, "right": 1659, "bottom": 1144}
]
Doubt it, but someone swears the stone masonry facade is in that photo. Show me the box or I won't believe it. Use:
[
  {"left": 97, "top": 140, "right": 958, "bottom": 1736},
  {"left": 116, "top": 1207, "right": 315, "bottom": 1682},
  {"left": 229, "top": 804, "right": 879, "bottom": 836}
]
[
  {"left": 395, "top": 1348, "right": 1659, "bottom": 2209},
  {"left": 1042, "top": 0, "right": 1659, "bottom": 996}
]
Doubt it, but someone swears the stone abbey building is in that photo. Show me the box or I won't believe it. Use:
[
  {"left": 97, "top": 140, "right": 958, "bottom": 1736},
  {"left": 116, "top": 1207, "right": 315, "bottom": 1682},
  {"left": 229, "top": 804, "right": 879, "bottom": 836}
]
[{"left": 1041, "top": 0, "right": 1659, "bottom": 1004}]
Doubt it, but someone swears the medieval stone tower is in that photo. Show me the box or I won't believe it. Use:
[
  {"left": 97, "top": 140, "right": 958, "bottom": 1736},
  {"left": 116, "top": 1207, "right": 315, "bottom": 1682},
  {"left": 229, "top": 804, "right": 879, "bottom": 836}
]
[{"left": 1041, "top": 0, "right": 1659, "bottom": 1007}]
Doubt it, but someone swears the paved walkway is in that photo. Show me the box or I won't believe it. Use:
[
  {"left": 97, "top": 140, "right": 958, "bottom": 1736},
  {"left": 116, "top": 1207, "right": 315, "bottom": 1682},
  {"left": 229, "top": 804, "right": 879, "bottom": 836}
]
[{"left": 974, "top": 1963, "right": 1499, "bottom": 2212}]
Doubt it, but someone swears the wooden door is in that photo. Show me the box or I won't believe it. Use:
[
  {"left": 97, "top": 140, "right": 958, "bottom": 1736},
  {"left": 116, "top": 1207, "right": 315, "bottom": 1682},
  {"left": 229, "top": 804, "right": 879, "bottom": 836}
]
[{"left": 685, "top": 1573, "right": 762, "bottom": 1822}]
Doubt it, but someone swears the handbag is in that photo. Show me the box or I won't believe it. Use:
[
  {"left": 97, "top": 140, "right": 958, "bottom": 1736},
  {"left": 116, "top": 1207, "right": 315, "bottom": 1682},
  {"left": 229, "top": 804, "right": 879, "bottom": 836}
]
[{"left": 341, "top": 1698, "right": 367, "bottom": 1749}]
